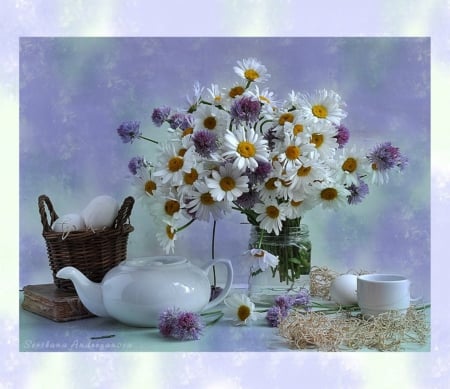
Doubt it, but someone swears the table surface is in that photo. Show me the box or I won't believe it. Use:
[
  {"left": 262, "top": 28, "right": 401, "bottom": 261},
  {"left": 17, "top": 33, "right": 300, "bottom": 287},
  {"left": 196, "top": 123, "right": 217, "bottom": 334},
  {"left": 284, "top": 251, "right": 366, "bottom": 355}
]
[{"left": 19, "top": 290, "right": 431, "bottom": 352}]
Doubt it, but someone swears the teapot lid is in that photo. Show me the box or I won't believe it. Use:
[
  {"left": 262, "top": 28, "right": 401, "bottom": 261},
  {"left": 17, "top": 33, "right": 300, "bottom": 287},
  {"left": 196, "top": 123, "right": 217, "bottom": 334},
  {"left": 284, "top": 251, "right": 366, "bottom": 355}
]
[{"left": 121, "top": 256, "right": 188, "bottom": 268}]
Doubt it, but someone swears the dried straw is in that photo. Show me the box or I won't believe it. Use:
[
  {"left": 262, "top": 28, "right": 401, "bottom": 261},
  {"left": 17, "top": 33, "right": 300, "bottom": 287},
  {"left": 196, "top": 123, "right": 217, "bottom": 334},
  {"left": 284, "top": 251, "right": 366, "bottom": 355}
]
[
  {"left": 309, "top": 266, "right": 372, "bottom": 299},
  {"left": 278, "top": 306, "right": 430, "bottom": 352}
]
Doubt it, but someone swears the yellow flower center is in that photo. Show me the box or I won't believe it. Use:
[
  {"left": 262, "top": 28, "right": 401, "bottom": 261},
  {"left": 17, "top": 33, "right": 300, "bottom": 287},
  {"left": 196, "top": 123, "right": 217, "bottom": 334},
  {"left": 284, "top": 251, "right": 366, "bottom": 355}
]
[
  {"left": 168, "top": 156, "right": 184, "bottom": 172},
  {"left": 165, "top": 225, "right": 175, "bottom": 240},
  {"left": 237, "top": 305, "right": 251, "bottom": 321},
  {"left": 293, "top": 124, "right": 304, "bottom": 136},
  {"left": 291, "top": 199, "right": 303, "bottom": 207},
  {"left": 320, "top": 187, "right": 338, "bottom": 201},
  {"left": 278, "top": 112, "right": 294, "bottom": 125},
  {"left": 371, "top": 162, "right": 378, "bottom": 171},
  {"left": 297, "top": 166, "right": 311, "bottom": 177},
  {"left": 164, "top": 200, "right": 180, "bottom": 216},
  {"left": 312, "top": 104, "right": 328, "bottom": 119},
  {"left": 264, "top": 177, "right": 278, "bottom": 191},
  {"left": 178, "top": 148, "right": 187, "bottom": 157},
  {"left": 237, "top": 141, "right": 256, "bottom": 158},
  {"left": 144, "top": 180, "right": 157, "bottom": 195},
  {"left": 184, "top": 168, "right": 198, "bottom": 185},
  {"left": 244, "top": 68, "right": 259, "bottom": 81},
  {"left": 182, "top": 127, "right": 193, "bottom": 137},
  {"left": 220, "top": 176, "right": 236, "bottom": 191},
  {"left": 266, "top": 205, "right": 280, "bottom": 219},
  {"left": 310, "top": 133, "right": 324, "bottom": 148},
  {"left": 229, "top": 86, "right": 245, "bottom": 98},
  {"left": 253, "top": 249, "right": 265, "bottom": 258},
  {"left": 203, "top": 116, "right": 217, "bottom": 130},
  {"left": 259, "top": 95, "right": 270, "bottom": 104},
  {"left": 200, "top": 192, "right": 215, "bottom": 205},
  {"left": 342, "top": 157, "right": 357, "bottom": 173},
  {"left": 285, "top": 145, "right": 300, "bottom": 160}
]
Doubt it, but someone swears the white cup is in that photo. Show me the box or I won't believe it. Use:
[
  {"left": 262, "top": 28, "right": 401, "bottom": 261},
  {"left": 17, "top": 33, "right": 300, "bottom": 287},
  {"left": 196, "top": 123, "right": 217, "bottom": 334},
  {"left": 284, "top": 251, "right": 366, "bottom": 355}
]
[{"left": 357, "top": 274, "right": 412, "bottom": 317}]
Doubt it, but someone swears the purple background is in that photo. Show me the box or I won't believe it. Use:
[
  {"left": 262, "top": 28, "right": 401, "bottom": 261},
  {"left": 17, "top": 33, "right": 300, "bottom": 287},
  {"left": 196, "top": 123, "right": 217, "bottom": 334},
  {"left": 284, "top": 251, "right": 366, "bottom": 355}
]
[{"left": 20, "top": 37, "right": 430, "bottom": 301}]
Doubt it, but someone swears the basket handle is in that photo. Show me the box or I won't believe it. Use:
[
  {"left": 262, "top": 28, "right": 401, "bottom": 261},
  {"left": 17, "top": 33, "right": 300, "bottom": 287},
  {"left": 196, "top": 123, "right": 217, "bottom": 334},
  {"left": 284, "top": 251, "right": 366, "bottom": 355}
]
[
  {"left": 113, "top": 196, "right": 135, "bottom": 230},
  {"left": 38, "top": 195, "right": 59, "bottom": 233}
]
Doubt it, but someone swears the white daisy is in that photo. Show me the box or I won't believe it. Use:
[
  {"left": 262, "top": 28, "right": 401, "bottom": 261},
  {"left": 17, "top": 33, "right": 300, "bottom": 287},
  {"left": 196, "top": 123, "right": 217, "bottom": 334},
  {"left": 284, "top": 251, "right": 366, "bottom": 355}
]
[
  {"left": 272, "top": 109, "right": 302, "bottom": 138},
  {"left": 243, "top": 248, "right": 279, "bottom": 272},
  {"left": 234, "top": 58, "right": 270, "bottom": 83},
  {"left": 253, "top": 199, "right": 287, "bottom": 235},
  {"left": 206, "top": 163, "right": 249, "bottom": 202},
  {"left": 193, "top": 104, "right": 229, "bottom": 135},
  {"left": 335, "top": 146, "right": 370, "bottom": 187},
  {"left": 149, "top": 190, "right": 188, "bottom": 226},
  {"left": 298, "top": 89, "right": 347, "bottom": 125},
  {"left": 305, "top": 121, "right": 339, "bottom": 159},
  {"left": 288, "top": 158, "right": 330, "bottom": 198},
  {"left": 222, "top": 126, "right": 269, "bottom": 172},
  {"left": 130, "top": 167, "right": 160, "bottom": 200},
  {"left": 310, "top": 182, "right": 352, "bottom": 211},
  {"left": 246, "top": 85, "right": 279, "bottom": 119},
  {"left": 275, "top": 133, "right": 316, "bottom": 171},
  {"left": 206, "top": 83, "right": 225, "bottom": 106},
  {"left": 223, "top": 293, "right": 261, "bottom": 325},
  {"left": 177, "top": 162, "right": 209, "bottom": 198},
  {"left": 185, "top": 81, "right": 204, "bottom": 112},
  {"left": 186, "top": 181, "right": 230, "bottom": 222},
  {"left": 257, "top": 172, "right": 281, "bottom": 202},
  {"left": 153, "top": 141, "right": 195, "bottom": 186},
  {"left": 155, "top": 221, "right": 178, "bottom": 254},
  {"left": 284, "top": 198, "right": 306, "bottom": 219}
]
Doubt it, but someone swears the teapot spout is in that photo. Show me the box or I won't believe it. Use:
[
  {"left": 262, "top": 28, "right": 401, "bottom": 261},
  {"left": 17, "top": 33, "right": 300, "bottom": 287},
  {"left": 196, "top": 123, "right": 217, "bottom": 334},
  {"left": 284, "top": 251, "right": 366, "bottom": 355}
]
[{"left": 56, "top": 266, "right": 109, "bottom": 317}]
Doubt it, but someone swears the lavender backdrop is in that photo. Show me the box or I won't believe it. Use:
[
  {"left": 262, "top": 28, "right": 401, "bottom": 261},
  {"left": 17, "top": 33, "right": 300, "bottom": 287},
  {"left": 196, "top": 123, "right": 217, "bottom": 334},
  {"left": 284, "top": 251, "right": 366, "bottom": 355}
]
[{"left": 20, "top": 37, "right": 430, "bottom": 300}]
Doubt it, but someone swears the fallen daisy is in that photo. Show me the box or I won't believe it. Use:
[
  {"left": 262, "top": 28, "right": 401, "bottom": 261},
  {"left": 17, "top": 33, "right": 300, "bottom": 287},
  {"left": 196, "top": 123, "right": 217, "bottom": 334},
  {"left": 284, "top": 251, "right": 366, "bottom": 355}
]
[{"left": 223, "top": 293, "right": 262, "bottom": 325}]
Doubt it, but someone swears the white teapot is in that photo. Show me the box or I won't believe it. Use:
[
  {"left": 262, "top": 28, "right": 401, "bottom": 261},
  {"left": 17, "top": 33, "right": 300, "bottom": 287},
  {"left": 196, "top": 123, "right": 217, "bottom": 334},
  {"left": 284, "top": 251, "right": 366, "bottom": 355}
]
[{"left": 56, "top": 256, "right": 233, "bottom": 327}]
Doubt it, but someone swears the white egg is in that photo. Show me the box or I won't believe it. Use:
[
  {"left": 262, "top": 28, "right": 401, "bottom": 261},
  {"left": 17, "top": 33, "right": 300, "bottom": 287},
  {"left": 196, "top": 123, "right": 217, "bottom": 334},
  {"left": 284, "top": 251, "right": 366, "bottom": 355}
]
[
  {"left": 52, "top": 213, "right": 86, "bottom": 233},
  {"left": 329, "top": 274, "right": 358, "bottom": 305},
  {"left": 82, "top": 195, "right": 119, "bottom": 231}
]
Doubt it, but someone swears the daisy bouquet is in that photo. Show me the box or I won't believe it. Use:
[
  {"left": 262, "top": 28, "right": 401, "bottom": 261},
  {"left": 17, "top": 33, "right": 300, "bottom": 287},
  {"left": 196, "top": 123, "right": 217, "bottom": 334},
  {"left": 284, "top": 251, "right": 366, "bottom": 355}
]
[{"left": 116, "top": 58, "right": 407, "bottom": 284}]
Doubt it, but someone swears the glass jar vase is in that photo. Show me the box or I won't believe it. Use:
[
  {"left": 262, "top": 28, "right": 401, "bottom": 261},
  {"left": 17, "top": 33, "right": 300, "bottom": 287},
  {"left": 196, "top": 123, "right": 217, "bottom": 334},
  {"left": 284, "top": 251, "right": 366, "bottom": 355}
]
[{"left": 248, "top": 224, "right": 311, "bottom": 305}]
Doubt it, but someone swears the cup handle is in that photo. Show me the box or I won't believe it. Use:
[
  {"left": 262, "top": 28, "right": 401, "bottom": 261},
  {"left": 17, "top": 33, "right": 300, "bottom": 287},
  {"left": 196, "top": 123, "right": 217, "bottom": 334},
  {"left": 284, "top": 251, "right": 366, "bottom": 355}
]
[
  {"left": 201, "top": 258, "right": 234, "bottom": 311},
  {"left": 409, "top": 282, "right": 422, "bottom": 304}
]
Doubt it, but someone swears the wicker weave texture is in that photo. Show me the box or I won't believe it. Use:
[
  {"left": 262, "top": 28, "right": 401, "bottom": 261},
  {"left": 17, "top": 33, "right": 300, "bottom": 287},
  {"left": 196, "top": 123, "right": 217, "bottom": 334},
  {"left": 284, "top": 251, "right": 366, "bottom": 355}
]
[{"left": 38, "top": 195, "right": 135, "bottom": 290}]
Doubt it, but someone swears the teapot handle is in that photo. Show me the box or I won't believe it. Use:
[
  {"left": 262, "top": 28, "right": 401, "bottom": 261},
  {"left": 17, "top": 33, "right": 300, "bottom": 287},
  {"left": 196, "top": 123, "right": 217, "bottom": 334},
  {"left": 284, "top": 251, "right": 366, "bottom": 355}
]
[{"left": 201, "top": 258, "right": 233, "bottom": 311}]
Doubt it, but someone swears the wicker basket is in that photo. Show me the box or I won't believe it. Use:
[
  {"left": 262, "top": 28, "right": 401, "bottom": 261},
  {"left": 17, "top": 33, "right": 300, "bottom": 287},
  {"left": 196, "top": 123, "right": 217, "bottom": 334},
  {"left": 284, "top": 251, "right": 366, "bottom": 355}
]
[{"left": 38, "top": 194, "right": 135, "bottom": 290}]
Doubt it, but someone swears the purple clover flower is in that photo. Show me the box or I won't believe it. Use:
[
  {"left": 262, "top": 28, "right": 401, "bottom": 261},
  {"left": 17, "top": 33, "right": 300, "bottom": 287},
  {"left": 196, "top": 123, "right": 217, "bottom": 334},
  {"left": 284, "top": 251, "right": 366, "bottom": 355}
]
[
  {"left": 128, "top": 156, "right": 146, "bottom": 175},
  {"left": 168, "top": 112, "right": 188, "bottom": 129},
  {"left": 192, "top": 130, "right": 218, "bottom": 157},
  {"left": 335, "top": 124, "right": 350, "bottom": 148},
  {"left": 230, "top": 95, "right": 261, "bottom": 125},
  {"left": 274, "top": 295, "right": 295, "bottom": 312},
  {"left": 116, "top": 121, "right": 141, "bottom": 143},
  {"left": 235, "top": 190, "right": 258, "bottom": 209},
  {"left": 158, "top": 308, "right": 204, "bottom": 341},
  {"left": 247, "top": 161, "right": 272, "bottom": 185},
  {"left": 266, "top": 306, "right": 285, "bottom": 327},
  {"left": 266, "top": 289, "right": 311, "bottom": 327},
  {"left": 367, "top": 142, "right": 408, "bottom": 172},
  {"left": 158, "top": 308, "right": 179, "bottom": 337},
  {"left": 292, "top": 288, "right": 311, "bottom": 309},
  {"left": 151, "top": 106, "right": 171, "bottom": 127},
  {"left": 172, "top": 311, "right": 204, "bottom": 341},
  {"left": 179, "top": 113, "right": 195, "bottom": 131},
  {"left": 347, "top": 178, "right": 370, "bottom": 205}
]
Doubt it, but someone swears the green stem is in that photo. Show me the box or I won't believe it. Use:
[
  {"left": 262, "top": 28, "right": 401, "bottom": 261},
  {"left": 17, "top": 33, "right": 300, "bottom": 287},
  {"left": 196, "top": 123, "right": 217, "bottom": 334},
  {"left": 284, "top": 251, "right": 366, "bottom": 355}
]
[
  {"left": 174, "top": 218, "right": 196, "bottom": 233},
  {"left": 138, "top": 135, "right": 159, "bottom": 144},
  {"left": 212, "top": 220, "right": 217, "bottom": 287}
]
